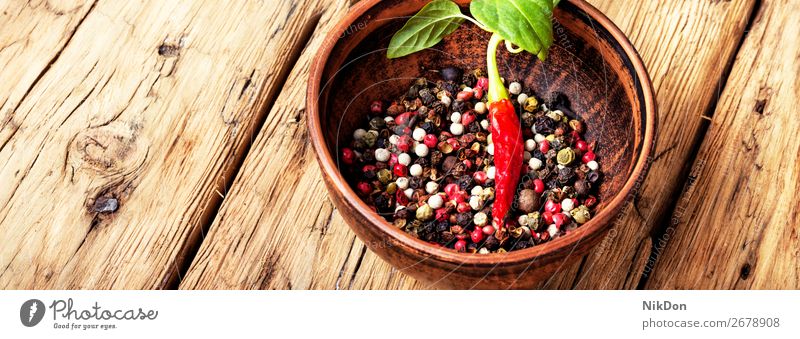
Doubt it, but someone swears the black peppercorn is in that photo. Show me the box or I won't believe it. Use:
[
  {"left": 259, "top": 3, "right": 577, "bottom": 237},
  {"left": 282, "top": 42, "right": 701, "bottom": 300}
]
[
  {"left": 452, "top": 99, "right": 466, "bottom": 112},
  {"left": 419, "top": 88, "right": 435, "bottom": 105},
  {"left": 457, "top": 175, "right": 474, "bottom": 190},
  {"left": 484, "top": 235, "right": 500, "bottom": 251},
  {"left": 574, "top": 179, "right": 591, "bottom": 196},
  {"left": 420, "top": 121, "right": 436, "bottom": 134},
  {"left": 557, "top": 167, "right": 575, "bottom": 185},
  {"left": 456, "top": 212, "right": 473, "bottom": 227},
  {"left": 534, "top": 116, "right": 556, "bottom": 134},
  {"left": 587, "top": 170, "right": 602, "bottom": 184}
]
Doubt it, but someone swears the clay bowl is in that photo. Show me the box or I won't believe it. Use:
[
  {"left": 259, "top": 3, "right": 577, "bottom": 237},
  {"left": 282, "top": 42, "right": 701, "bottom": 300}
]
[{"left": 308, "top": 0, "right": 655, "bottom": 289}]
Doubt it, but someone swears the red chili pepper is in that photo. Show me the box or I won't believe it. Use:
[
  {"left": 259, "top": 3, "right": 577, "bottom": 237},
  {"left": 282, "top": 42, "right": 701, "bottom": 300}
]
[
  {"left": 484, "top": 33, "right": 525, "bottom": 237},
  {"left": 489, "top": 98, "right": 523, "bottom": 230}
]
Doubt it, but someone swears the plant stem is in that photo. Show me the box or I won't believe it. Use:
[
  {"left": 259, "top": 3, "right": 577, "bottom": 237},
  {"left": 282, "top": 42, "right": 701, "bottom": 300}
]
[{"left": 486, "top": 33, "right": 509, "bottom": 103}]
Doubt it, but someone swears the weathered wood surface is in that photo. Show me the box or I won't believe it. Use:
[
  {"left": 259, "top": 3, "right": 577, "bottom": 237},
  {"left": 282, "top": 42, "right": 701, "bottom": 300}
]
[
  {"left": 4, "top": 0, "right": 797, "bottom": 290},
  {"left": 646, "top": 0, "right": 800, "bottom": 289},
  {"left": 0, "top": 0, "right": 330, "bottom": 288},
  {"left": 181, "top": 0, "right": 760, "bottom": 289}
]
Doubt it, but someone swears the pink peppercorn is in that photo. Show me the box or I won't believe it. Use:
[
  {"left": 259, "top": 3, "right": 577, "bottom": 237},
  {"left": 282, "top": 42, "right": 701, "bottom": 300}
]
[
  {"left": 533, "top": 178, "right": 545, "bottom": 194},
  {"left": 462, "top": 159, "right": 473, "bottom": 170},
  {"left": 584, "top": 196, "right": 598, "bottom": 208},
  {"left": 461, "top": 111, "right": 476, "bottom": 126},
  {"left": 539, "top": 140, "right": 550, "bottom": 153},
  {"left": 473, "top": 171, "right": 487, "bottom": 184},
  {"left": 370, "top": 100, "right": 382, "bottom": 114},
  {"left": 575, "top": 140, "right": 589, "bottom": 152},
  {"left": 423, "top": 134, "right": 438, "bottom": 148},
  {"left": 456, "top": 202, "right": 471, "bottom": 213},
  {"left": 362, "top": 164, "right": 376, "bottom": 174},
  {"left": 435, "top": 208, "right": 449, "bottom": 221},
  {"left": 444, "top": 183, "right": 460, "bottom": 199},
  {"left": 396, "top": 190, "right": 409, "bottom": 205},
  {"left": 542, "top": 211, "right": 554, "bottom": 225},
  {"left": 397, "top": 135, "right": 413, "bottom": 152},
  {"left": 582, "top": 151, "right": 596, "bottom": 164},
  {"left": 473, "top": 87, "right": 484, "bottom": 100},
  {"left": 457, "top": 90, "right": 473, "bottom": 101},
  {"left": 471, "top": 228, "right": 484, "bottom": 243},
  {"left": 446, "top": 138, "right": 460, "bottom": 151},
  {"left": 388, "top": 153, "right": 398, "bottom": 167},
  {"left": 545, "top": 200, "right": 561, "bottom": 214},
  {"left": 476, "top": 77, "right": 489, "bottom": 90},
  {"left": 357, "top": 182, "right": 371, "bottom": 196},
  {"left": 482, "top": 225, "right": 495, "bottom": 235},
  {"left": 395, "top": 112, "right": 413, "bottom": 126},
  {"left": 341, "top": 148, "right": 355, "bottom": 165},
  {"left": 393, "top": 163, "right": 408, "bottom": 177},
  {"left": 552, "top": 213, "right": 567, "bottom": 227},
  {"left": 454, "top": 239, "right": 467, "bottom": 252}
]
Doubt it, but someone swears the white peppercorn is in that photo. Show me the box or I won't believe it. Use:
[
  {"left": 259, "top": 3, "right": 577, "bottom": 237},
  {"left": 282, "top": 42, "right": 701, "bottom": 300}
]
[
  {"left": 409, "top": 164, "right": 423, "bottom": 177},
  {"left": 529, "top": 158, "right": 543, "bottom": 170},
  {"left": 398, "top": 153, "right": 411, "bottom": 166},
  {"left": 473, "top": 212, "right": 488, "bottom": 226},
  {"left": 425, "top": 181, "right": 439, "bottom": 194},
  {"left": 474, "top": 102, "right": 487, "bottom": 114},
  {"left": 450, "top": 123, "right": 464, "bottom": 135},
  {"left": 415, "top": 143, "right": 429, "bottom": 157},
  {"left": 427, "top": 194, "right": 444, "bottom": 209},
  {"left": 396, "top": 177, "right": 409, "bottom": 190},
  {"left": 374, "top": 148, "right": 390, "bottom": 162},
  {"left": 524, "top": 139, "right": 536, "bottom": 152},
  {"left": 517, "top": 93, "right": 529, "bottom": 105},
  {"left": 412, "top": 127, "right": 426, "bottom": 141},
  {"left": 509, "top": 81, "right": 522, "bottom": 95}
]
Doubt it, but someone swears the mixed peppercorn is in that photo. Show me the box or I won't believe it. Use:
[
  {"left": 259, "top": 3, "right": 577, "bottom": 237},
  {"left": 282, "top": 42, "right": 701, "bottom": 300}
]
[{"left": 341, "top": 67, "right": 603, "bottom": 253}]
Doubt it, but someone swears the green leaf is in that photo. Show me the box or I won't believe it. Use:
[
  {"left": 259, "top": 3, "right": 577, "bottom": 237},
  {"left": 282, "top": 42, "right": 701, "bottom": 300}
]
[
  {"left": 470, "top": 0, "right": 555, "bottom": 60},
  {"left": 387, "top": 0, "right": 465, "bottom": 59}
]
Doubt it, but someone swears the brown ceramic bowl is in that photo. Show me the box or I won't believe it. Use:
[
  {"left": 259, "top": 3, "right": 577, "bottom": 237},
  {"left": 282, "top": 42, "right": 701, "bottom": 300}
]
[{"left": 308, "top": 0, "right": 655, "bottom": 289}]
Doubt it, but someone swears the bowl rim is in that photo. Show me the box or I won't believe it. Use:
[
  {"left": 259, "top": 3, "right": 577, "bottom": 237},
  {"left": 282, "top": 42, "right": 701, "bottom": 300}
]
[{"left": 307, "top": 0, "right": 656, "bottom": 268}]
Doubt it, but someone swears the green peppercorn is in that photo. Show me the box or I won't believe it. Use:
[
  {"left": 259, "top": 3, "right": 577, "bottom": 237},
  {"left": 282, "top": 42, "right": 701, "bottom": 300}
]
[
  {"left": 369, "top": 117, "right": 385, "bottom": 130},
  {"left": 557, "top": 147, "right": 575, "bottom": 166},
  {"left": 570, "top": 205, "right": 591, "bottom": 224},
  {"left": 416, "top": 204, "right": 434, "bottom": 221},
  {"left": 363, "top": 130, "right": 378, "bottom": 147},
  {"left": 569, "top": 119, "right": 584, "bottom": 133},
  {"left": 377, "top": 168, "right": 392, "bottom": 184},
  {"left": 523, "top": 96, "right": 539, "bottom": 112},
  {"left": 527, "top": 212, "right": 541, "bottom": 230}
]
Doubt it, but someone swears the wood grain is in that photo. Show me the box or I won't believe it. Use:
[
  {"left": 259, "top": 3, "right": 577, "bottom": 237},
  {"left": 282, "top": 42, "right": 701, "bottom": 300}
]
[
  {"left": 540, "top": 0, "right": 759, "bottom": 289},
  {"left": 180, "top": 0, "right": 353, "bottom": 289},
  {"left": 646, "top": 0, "right": 800, "bottom": 289},
  {"left": 181, "top": 0, "right": 760, "bottom": 289},
  {"left": 0, "top": 0, "right": 329, "bottom": 289}
]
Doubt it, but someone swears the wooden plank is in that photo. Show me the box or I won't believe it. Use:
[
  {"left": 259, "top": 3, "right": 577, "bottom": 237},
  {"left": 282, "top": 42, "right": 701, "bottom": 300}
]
[
  {"left": 541, "top": 0, "right": 759, "bottom": 289},
  {"left": 182, "top": 0, "right": 756, "bottom": 289},
  {"left": 646, "top": 0, "right": 800, "bottom": 289},
  {"left": 180, "top": 0, "right": 353, "bottom": 289},
  {"left": 1, "top": 0, "right": 96, "bottom": 152},
  {"left": 0, "top": 0, "right": 328, "bottom": 289}
]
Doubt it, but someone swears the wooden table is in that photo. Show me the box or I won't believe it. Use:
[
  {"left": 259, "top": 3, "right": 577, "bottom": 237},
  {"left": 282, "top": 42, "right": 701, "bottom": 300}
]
[{"left": 1, "top": 0, "right": 797, "bottom": 289}]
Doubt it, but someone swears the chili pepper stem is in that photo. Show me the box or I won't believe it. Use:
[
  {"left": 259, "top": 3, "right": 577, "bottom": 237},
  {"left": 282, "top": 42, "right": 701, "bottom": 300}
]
[{"left": 486, "top": 33, "right": 509, "bottom": 103}]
